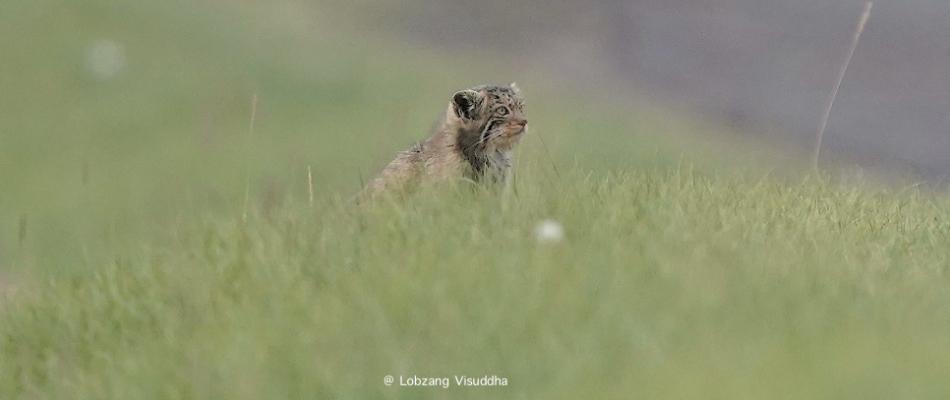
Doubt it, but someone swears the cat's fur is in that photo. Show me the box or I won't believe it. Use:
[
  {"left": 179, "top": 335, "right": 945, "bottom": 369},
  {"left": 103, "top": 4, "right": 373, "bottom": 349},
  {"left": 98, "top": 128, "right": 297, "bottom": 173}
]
[{"left": 363, "top": 83, "right": 527, "bottom": 198}]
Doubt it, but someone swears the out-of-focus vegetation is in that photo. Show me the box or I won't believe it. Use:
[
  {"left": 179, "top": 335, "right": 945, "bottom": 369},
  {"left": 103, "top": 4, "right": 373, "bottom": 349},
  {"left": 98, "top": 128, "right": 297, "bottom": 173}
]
[
  {"left": 4, "top": 1, "right": 950, "bottom": 399},
  {"left": 1, "top": 0, "right": 726, "bottom": 272}
]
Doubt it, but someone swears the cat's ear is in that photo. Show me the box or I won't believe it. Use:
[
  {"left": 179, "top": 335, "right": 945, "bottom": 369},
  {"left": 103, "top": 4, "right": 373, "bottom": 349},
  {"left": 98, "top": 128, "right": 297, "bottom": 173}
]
[
  {"left": 509, "top": 82, "right": 522, "bottom": 95},
  {"left": 452, "top": 89, "right": 480, "bottom": 120}
]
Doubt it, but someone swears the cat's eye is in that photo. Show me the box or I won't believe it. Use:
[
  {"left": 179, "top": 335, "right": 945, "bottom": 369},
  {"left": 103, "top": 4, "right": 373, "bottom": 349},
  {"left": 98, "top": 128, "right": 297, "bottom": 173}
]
[{"left": 497, "top": 107, "right": 509, "bottom": 116}]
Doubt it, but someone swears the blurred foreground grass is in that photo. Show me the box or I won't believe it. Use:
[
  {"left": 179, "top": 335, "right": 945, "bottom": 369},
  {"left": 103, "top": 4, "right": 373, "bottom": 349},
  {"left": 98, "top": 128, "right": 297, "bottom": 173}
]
[
  {"left": 3, "top": 1, "right": 950, "bottom": 399},
  {"left": 7, "top": 169, "right": 950, "bottom": 399}
]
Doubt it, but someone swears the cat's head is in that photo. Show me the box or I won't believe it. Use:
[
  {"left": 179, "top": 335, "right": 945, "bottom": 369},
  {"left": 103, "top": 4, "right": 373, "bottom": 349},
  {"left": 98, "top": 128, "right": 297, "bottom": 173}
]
[{"left": 451, "top": 83, "right": 527, "bottom": 150}]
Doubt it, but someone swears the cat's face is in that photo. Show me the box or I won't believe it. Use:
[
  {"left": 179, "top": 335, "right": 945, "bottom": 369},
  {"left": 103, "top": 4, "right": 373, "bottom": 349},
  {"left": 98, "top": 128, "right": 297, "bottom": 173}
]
[{"left": 452, "top": 83, "right": 527, "bottom": 151}]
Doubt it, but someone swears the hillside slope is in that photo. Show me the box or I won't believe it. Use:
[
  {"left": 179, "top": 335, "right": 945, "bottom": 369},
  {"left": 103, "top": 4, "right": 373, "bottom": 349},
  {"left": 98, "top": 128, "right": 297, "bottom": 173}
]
[{"left": 4, "top": 1, "right": 950, "bottom": 399}]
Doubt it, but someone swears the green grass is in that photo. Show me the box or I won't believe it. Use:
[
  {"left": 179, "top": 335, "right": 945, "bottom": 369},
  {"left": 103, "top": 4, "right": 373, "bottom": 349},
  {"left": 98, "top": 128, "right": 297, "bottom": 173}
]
[
  {"left": 4, "top": 0, "right": 950, "bottom": 399},
  {"left": 6, "top": 170, "right": 950, "bottom": 399},
  {"left": 1, "top": 0, "right": 706, "bottom": 272}
]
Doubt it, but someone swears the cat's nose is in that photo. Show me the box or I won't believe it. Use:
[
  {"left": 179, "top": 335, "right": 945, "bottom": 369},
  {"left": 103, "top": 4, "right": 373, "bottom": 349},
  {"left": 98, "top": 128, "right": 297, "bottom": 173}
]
[{"left": 515, "top": 119, "right": 528, "bottom": 127}]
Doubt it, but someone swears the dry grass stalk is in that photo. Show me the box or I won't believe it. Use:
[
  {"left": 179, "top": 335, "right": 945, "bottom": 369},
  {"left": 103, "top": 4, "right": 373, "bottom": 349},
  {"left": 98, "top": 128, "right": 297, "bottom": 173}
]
[
  {"left": 242, "top": 93, "right": 259, "bottom": 222},
  {"left": 813, "top": 2, "right": 873, "bottom": 169}
]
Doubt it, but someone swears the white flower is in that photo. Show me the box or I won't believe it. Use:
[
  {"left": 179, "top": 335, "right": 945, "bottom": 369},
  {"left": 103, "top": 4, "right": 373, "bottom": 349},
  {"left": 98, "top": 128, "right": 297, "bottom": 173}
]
[
  {"left": 86, "top": 39, "right": 126, "bottom": 80},
  {"left": 535, "top": 219, "right": 565, "bottom": 243}
]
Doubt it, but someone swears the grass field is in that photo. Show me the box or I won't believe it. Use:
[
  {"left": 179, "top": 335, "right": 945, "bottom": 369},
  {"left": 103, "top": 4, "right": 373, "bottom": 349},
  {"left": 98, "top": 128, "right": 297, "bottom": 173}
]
[{"left": 4, "top": 1, "right": 950, "bottom": 399}]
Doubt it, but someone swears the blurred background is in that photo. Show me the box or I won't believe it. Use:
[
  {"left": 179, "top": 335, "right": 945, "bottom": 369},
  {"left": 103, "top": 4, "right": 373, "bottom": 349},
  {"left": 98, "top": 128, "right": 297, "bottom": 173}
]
[
  {"left": 3, "top": 0, "right": 950, "bottom": 271},
  {"left": 361, "top": 0, "right": 950, "bottom": 179}
]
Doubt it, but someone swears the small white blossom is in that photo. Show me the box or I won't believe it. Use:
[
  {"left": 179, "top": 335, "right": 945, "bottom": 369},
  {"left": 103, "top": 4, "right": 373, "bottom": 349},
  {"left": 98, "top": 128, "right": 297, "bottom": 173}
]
[
  {"left": 86, "top": 39, "right": 126, "bottom": 80},
  {"left": 535, "top": 219, "right": 565, "bottom": 243}
]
